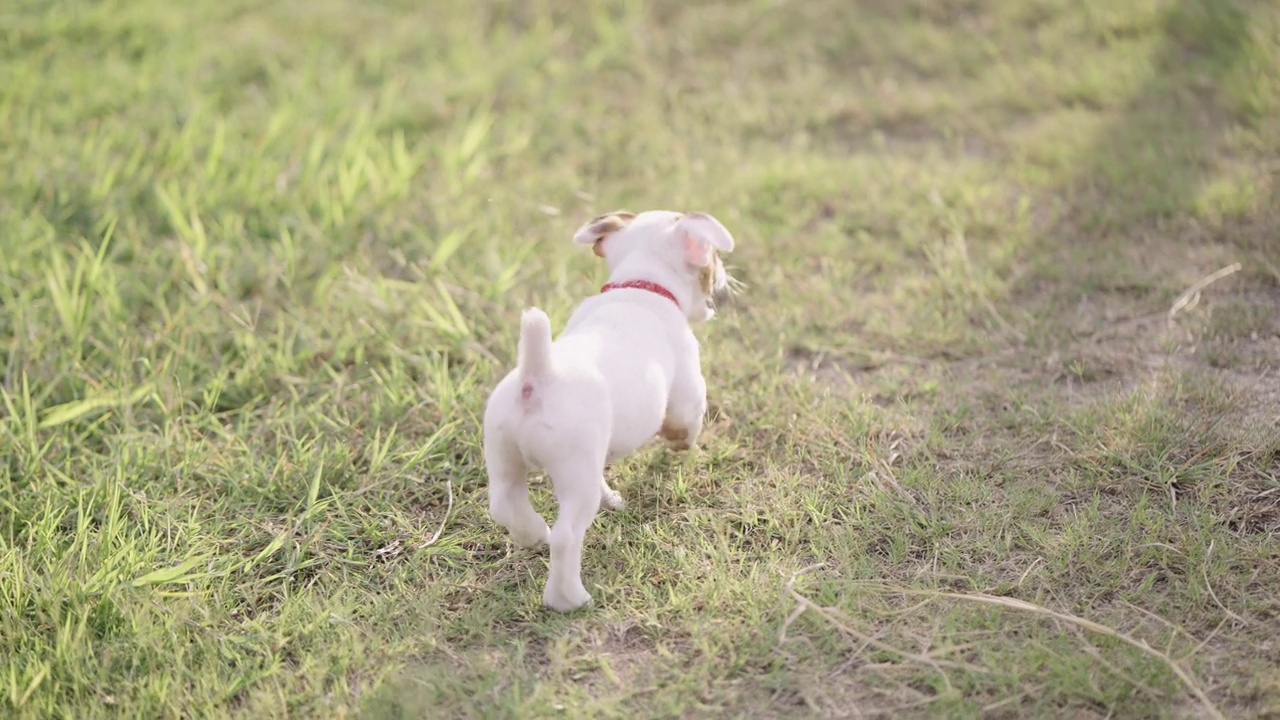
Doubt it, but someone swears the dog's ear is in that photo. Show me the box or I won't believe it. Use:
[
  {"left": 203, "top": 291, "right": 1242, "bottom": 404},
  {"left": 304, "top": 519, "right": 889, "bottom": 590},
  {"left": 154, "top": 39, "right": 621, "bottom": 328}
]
[
  {"left": 573, "top": 211, "right": 636, "bottom": 257},
  {"left": 676, "top": 212, "right": 735, "bottom": 267}
]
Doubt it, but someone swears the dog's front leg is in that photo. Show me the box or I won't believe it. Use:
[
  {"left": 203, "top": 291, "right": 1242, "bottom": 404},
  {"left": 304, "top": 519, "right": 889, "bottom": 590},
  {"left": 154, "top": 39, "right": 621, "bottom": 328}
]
[
  {"left": 600, "top": 479, "right": 626, "bottom": 511},
  {"left": 660, "top": 370, "right": 707, "bottom": 452}
]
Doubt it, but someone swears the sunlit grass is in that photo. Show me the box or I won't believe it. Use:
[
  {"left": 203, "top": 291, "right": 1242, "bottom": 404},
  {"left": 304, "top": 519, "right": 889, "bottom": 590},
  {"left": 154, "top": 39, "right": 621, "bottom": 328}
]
[{"left": 2, "top": 0, "right": 1278, "bottom": 717}]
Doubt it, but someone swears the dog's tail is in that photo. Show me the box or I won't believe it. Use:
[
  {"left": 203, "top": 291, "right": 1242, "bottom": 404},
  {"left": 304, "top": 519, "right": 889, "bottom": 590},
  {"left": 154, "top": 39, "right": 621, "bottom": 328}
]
[{"left": 517, "top": 308, "right": 554, "bottom": 382}]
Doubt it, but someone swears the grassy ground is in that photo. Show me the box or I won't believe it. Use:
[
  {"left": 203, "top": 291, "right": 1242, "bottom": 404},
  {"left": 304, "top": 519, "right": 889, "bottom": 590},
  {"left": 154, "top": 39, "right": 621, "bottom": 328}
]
[{"left": 2, "top": 0, "right": 1279, "bottom": 717}]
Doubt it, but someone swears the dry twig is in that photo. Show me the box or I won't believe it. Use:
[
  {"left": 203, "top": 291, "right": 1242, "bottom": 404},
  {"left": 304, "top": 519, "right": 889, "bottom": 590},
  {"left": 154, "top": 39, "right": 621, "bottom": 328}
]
[
  {"left": 882, "top": 586, "right": 1225, "bottom": 720},
  {"left": 421, "top": 478, "right": 454, "bottom": 549},
  {"left": 1168, "top": 262, "right": 1242, "bottom": 328}
]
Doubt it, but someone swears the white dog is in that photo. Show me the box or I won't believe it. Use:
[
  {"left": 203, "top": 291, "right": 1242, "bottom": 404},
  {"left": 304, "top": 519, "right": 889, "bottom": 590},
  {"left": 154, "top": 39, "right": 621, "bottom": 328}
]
[{"left": 482, "top": 209, "right": 736, "bottom": 611}]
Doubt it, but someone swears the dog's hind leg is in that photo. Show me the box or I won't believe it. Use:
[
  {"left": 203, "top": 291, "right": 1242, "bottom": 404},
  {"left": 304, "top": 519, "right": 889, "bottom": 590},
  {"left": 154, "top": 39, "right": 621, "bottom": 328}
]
[
  {"left": 542, "top": 459, "right": 604, "bottom": 612},
  {"left": 485, "top": 438, "right": 550, "bottom": 549}
]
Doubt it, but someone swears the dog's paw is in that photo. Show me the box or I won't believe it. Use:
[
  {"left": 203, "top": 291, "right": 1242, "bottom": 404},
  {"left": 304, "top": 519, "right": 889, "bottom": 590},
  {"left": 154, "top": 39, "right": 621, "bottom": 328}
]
[
  {"left": 658, "top": 423, "right": 694, "bottom": 452},
  {"left": 661, "top": 434, "right": 694, "bottom": 452},
  {"left": 543, "top": 582, "right": 593, "bottom": 613},
  {"left": 601, "top": 488, "right": 626, "bottom": 511},
  {"left": 511, "top": 524, "right": 551, "bottom": 549}
]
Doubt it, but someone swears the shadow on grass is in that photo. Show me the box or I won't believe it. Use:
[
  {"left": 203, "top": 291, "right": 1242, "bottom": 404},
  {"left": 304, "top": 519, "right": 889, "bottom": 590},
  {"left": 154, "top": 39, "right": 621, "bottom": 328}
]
[{"left": 1020, "top": 0, "right": 1275, "bottom": 310}]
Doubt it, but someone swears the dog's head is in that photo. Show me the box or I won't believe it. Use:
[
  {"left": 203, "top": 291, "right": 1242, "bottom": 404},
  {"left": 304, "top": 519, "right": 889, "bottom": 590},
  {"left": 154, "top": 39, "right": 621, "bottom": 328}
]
[{"left": 572, "top": 209, "right": 737, "bottom": 323}]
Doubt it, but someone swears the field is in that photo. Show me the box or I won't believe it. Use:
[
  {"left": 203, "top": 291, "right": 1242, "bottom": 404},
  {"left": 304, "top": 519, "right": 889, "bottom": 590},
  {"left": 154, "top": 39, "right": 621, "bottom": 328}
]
[{"left": 2, "top": 0, "right": 1279, "bottom": 717}]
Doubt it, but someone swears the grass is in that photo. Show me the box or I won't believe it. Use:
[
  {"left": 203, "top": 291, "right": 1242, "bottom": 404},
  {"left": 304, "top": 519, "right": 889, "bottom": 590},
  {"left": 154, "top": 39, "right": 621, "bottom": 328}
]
[{"left": 2, "top": 0, "right": 1279, "bottom": 717}]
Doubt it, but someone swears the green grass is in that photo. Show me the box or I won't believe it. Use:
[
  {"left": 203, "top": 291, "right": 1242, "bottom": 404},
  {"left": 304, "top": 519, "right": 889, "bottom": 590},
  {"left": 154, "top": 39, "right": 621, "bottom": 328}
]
[{"left": 3, "top": 0, "right": 1279, "bottom": 717}]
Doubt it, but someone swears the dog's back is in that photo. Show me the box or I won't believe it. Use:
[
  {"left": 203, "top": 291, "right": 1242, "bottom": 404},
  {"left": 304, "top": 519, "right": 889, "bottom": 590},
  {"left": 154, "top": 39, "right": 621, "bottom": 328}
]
[{"left": 484, "top": 297, "right": 682, "bottom": 472}]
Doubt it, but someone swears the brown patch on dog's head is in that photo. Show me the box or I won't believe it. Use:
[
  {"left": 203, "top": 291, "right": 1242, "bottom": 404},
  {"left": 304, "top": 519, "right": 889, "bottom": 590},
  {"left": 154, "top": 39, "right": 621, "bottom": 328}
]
[
  {"left": 586, "top": 211, "right": 636, "bottom": 235},
  {"left": 572, "top": 211, "right": 636, "bottom": 257}
]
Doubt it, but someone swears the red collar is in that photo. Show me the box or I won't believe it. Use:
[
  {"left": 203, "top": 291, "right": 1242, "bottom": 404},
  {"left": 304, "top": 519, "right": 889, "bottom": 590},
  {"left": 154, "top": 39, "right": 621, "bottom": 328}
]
[{"left": 601, "top": 280, "right": 681, "bottom": 310}]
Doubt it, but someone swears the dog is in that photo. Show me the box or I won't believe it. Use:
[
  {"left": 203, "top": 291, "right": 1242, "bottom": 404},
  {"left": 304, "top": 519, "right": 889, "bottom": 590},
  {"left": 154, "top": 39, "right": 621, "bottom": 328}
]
[{"left": 482, "top": 209, "right": 737, "bottom": 611}]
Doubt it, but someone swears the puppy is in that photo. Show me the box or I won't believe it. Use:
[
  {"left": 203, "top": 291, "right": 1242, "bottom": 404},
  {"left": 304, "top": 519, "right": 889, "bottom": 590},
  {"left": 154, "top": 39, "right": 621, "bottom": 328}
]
[{"left": 482, "top": 209, "right": 736, "bottom": 611}]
